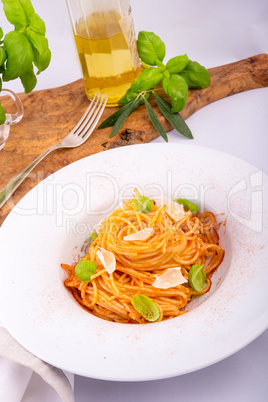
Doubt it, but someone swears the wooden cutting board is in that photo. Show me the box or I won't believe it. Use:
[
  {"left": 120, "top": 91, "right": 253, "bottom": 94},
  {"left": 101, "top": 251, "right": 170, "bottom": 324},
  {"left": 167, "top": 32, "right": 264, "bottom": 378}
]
[{"left": 0, "top": 53, "right": 268, "bottom": 225}]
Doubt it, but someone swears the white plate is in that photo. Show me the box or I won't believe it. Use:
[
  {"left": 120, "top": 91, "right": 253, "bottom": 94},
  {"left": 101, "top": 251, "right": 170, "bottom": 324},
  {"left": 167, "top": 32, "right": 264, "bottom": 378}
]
[{"left": 0, "top": 144, "right": 267, "bottom": 381}]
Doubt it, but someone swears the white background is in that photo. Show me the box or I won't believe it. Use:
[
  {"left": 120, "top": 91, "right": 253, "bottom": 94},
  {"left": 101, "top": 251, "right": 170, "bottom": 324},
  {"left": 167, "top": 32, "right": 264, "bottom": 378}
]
[{"left": 0, "top": 0, "right": 267, "bottom": 401}]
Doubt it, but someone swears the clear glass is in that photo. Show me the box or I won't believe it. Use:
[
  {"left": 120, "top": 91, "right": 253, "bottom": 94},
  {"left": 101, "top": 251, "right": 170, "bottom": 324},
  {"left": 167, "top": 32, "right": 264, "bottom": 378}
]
[
  {"left": 66, "top": 0, "right": 141, "bottom": 106},
  {"left": 0, "top": 89, "right": 24, "bottom": 150}
]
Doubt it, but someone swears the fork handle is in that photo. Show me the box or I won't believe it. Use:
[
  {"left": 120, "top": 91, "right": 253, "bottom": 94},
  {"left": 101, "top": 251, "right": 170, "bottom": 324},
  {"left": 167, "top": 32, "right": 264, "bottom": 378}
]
[{"left": 0, "top": 144, "right": 62, "bottom": 209}]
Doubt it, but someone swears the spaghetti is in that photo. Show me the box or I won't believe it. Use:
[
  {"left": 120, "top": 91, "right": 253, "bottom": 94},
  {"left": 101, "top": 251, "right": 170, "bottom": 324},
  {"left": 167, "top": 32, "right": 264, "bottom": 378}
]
[{"left": 62, "top": 190, "right": 224, "bottom": 323}]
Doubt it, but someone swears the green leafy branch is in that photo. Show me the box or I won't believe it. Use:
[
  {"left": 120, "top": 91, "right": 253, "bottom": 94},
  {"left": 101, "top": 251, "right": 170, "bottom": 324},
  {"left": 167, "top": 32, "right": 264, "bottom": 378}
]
[
  {"left": 0, "top": 0, "right": 51, "bottom": 124},
  {"left": 98, "top": 31, "right": 211, "bottom": 142}
]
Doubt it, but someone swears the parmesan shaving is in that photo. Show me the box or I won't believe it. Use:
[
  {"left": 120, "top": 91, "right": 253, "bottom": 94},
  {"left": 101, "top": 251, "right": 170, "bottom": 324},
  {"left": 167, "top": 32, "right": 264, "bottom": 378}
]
[
  {"left": 96, "top": 248, "right": 116, "bottom": 274},
  {"left": 123, "top": 228, "right": 153, "bottom": 241},
  {"left": 152, "top": 267, "right": 187, "bottom": 289},
  {"left": 154, "top": 196, "right": 186, "bottom": 221}
]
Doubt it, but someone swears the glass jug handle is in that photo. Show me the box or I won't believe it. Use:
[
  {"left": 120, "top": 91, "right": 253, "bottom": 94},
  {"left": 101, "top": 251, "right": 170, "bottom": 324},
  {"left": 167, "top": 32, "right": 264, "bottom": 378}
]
[{"left": 0, "top": 89, "right": 24, "bottom": 150}]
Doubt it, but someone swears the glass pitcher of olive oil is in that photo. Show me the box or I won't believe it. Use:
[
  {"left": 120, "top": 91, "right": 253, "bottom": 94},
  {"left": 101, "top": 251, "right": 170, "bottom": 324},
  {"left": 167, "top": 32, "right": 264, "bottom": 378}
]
[{"left": 66, "top": 0, "right": 141, "bottom": 107}]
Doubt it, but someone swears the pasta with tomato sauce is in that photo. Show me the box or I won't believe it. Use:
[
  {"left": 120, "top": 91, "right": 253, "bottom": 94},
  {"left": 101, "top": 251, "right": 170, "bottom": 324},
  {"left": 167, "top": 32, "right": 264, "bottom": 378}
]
[{"left": 61, "top": 190, "right": 224, "bottom": 323}]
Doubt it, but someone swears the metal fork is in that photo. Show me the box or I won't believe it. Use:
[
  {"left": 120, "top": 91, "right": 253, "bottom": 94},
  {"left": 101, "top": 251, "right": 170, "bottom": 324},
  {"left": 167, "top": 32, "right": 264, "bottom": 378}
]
[{"left": 0, "top": 94, "right": 107, "bottom": 209}]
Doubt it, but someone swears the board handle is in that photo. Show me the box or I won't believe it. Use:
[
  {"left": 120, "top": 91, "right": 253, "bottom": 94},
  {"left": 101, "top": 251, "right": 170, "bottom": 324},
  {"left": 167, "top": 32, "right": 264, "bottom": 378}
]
[{"left": 182, "top": 53, "right": 268, "bottom": 119}]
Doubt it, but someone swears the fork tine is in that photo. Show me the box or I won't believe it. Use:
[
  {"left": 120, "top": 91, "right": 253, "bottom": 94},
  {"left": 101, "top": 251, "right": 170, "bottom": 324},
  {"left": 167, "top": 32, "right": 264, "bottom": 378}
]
[
  {"left": 69, "top": 93, "right": 98, "bottom": 136},
  {"left": 79, "top": 95, "right": 108, "bottom": 141},
  {"left": 72, "top": 93, "right": 102, "bottom": 137}
]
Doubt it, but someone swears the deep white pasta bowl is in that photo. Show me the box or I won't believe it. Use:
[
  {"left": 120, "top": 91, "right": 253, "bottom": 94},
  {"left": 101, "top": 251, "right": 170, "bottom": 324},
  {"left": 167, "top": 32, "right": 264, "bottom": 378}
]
[{"left": 0, "top": 143, "right": 267, "bottom": 380}]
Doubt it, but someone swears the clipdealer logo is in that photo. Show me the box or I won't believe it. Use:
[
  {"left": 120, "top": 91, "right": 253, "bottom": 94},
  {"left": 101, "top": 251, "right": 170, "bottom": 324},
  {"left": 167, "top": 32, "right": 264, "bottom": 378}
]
[
  {"left": 227, "top": 170, "right": 263, "bottom": 232},
  {"left": 7, "top": 169, "right": 264, "bottom": 234}
]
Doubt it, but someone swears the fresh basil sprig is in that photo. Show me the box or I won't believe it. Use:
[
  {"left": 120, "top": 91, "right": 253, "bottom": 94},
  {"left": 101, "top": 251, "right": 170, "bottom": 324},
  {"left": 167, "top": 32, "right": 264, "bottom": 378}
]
[
  {"left": 0, "top": 0, "right": 51, "bottom": 124},
  {"left": 98, "top": 31, "right": 210, "bottom": 142}
]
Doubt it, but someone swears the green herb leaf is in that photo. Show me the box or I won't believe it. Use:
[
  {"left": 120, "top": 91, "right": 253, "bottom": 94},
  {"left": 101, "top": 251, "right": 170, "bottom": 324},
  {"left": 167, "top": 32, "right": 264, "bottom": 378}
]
[
  {"left": 29, "top": 12, "right": 46, "bottom": 35},
  {"left": 0, "top": 101, "right": 6, "bottom": 125},
  {"left": 2, "top": 0, "right": 35, "bottom": 29},
  {"left": 88, "top": 232, "right": 98, "bottom": 246},
  {"left": 99, "top": 92, "right": 152, "bottom": 129},
  {"left": 132, "top": 195, "right": 154, "bottom": 213},
  {"left": 155, "top": 60, "right": 166, "bottom": 70},
  {"left": 137, "top": 31, "right": 166, "bottom": 66},
  {"left": 110, "top": 97, "right": 143, "bottom": 138},
  {"left": 118, "top": 68, "right": 163, "bottom": 106},
  {"left": 2, "top": 0, "right": 27, "bottom": 29},
  {"left": 175, "top": 198, "right": 199, "bottom": 213},
  {"left": 179, "top": 61, "right": 210, "bottom": 89},
  {"left": 117, "top": 87, "right": 139, "bottom": 106},
  {"left": 3, "top": 31, "right": 33, "bottom": 81},
  {"left": 26, "top": 28, "right": 51, "bottom": 73},
  {"left": 20, "top": 63, "right": 37, "bottom": 93},
  {"left": 189, "top": 264, "right": 206, "bottom": 291},
  {"left": 131, "top": 67, "right": 163, "bottom": 93},
  {"left": 161, "top": 74, "right": 188, "bottom": 113},
  {"left": 0, "top": 28, "right": 3, "bottom": 40},
  {"left": 75, "top": 260, "right": 97, "bottom": 283},
  {"left": 162, "top": 69, "right": 170, "bottom": 78},
  {"left": 154, "top": 93, "right": 193, "bottom": 139},
  {"left": 166, "top": 54, "right": 189, "bottom": 74},
  {"left": 143, "top": 96, "right": 168, "bottom": 142},
  {"left": 98, "top": 101, "right": 136, "bottom": 129},
  {"left": 131, "top": 294, "right": 160, "bottom": 322},
  {"left": 0, "top": 48, "right": 6, "bottom": 67},
  {"left": 0, "top": 77, "right": 2, "bottom": 92}
]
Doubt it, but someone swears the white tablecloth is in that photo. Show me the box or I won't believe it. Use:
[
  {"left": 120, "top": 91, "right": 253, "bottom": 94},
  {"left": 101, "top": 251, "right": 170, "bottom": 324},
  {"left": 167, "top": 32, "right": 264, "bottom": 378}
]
[{"left": 0, "top": 0, "right": 267, "bottom": 401}]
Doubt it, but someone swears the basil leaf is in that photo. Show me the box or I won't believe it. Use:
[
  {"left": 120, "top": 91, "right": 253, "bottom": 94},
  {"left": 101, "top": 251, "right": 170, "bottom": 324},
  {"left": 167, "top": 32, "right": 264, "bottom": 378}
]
[
  {"left": 2, "top": 0, "right": 34, "bottom": 29},
  {"left": 132, "top": 195, "right": 154, "bottom": 213},
  {"left": 131, "top": 67, "right": 163, "bottom": 93},
  {"left": 189, "top": 264, "right": 206, "bottom": 291},
  {"left": 20, "top": 63, "right": 37, "bottom": 93},
  {"left": 175, "top": 198, "right": 199, "bottom": 213},
  {"left": 88, "top": 232, "right": 98, "bottom": 246},
  {"left": 0, "top": 48, "right": 6, "bottom": 67},
  {"left": 0, "top": 77, "right": 2, "bottom": 92},
  {"left": 0, "top": 101, "right": 6, "bottom": 125},
  {"left": 0, "top": 28, "right": 3, "bottom": 40},
  {"left": 179, "top": 61, "right": 210, "bottom": 89},
  {"left": 29, "top": 13, "right": 46, "bottom": 35},
  {"left": 119, "top": 68, "right": 162, "bottom": 106},
  {"left": 25, "top": 28, "right": 44, "bottom": 54},
  {"left": 137, "top": 31, "right": 166, "bottom": 66},
  {"left": 118, "top": 87, "right": 139, "bottom": 106},
  {"left": 18, "top": 0, "right": 35, "bottom": 21},
  {"left": 166, "top": 54, "right": 189, "bottom": 74},
  {"left": 110, "top": 97, "right": 143, "bottom": 138},
  {"left": 154, "top": 94, "right": 193, "bottom": 139},
  {"left": 162, "top": 74, "right": 188, "bottom": 113},
  {"left": 143, "top": 96, "right": 168, "bottom": 142},
  {"left": 75, "top": 260, "right": 97, "bottom": 283},
  {"left": 26, "top": 28, "right": 51, "bottom": 73},
  {"left": 2, "top": 0, "right": 27, "bottom": 29},
  {"left": 131, "top": 294, "right": 160, "bottom": 322},
  {"left": 3, "top": 31, "right": 33, "bottom": 81}
]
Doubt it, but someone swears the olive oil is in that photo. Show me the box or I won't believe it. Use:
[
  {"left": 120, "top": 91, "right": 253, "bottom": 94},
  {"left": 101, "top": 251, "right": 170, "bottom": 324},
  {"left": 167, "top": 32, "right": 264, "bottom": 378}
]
[{"left": 74, "top": 11, "right": 141, "bottom": 107}]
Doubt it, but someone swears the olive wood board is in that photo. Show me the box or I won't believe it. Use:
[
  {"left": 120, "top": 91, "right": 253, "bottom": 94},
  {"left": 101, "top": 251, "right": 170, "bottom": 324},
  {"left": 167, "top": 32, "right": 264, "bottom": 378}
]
[{"left": 0, "top": 53, "right": 268, "bottom": 225}]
